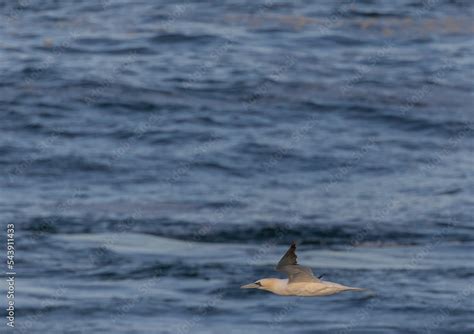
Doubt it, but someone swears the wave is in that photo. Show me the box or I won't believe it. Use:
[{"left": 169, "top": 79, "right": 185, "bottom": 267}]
[{"left": 21, "top": 216, "right": 474, "bottom": 247}]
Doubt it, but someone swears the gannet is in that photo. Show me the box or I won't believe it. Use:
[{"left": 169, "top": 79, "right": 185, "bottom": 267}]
[{"left": 241, "top": 241, "right": 365, "bottom": 296}]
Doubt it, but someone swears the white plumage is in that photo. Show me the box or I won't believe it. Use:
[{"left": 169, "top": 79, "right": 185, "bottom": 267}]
[{"left": 241, "top": 242, "right": 366, "bottom": 296}]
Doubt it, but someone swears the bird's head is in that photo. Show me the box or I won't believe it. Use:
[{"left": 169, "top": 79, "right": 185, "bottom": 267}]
[{"left": 240, "top": 278, "right": 278, "bottom": 292}]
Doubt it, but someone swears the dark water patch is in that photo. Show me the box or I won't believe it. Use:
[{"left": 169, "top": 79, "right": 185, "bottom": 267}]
[
  {"left": 22, "top": 216, "right": 93, "bottom": 236},
  {"left": 305, "top": 34, "right": 368, "bottom": 47},
  {"left": 149, "top": 33, "right": 220, "bottom": 44},
  {"left": 181, "top": 304, "right": 225, "bottom": 316},
  {"left": 201, "top": 201, "right": 247, "bottom": 210},
  {"left": 435, "top": 188, "right": 463, "bottom": 195},
  {"left": 75, "top": 36, "right": 126, "bottom": 46},
  {"left": 346, "top": 9, "right": 406, "bottom": 18},
  {"left": 142, "top": 221, "right": 431, "bottom": 247},
  {"left": 93, "top": 100, "right": 156, "bottom": 112},
  {"left": 23, "top": 219, "right": 59, "bottom": 234},
  {"left": 89, "top": 261, "right": 239, "bottom": 281},
  {"left": 87, "top": 246, "right": 128, "bottom": 267},
  {"left": 19, "top": 305, "right": 68, "bottom": 317},
  {"left": 35, "top": 44, "right": 154, "bottom": 55},
  {"left": 21, "top": 215, "right": 467, "bottom": 248}
]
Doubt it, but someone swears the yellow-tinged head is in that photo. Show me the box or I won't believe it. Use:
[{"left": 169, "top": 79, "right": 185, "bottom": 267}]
[{"left": 240, "top": 278, "right": 283, "bottom": 293}]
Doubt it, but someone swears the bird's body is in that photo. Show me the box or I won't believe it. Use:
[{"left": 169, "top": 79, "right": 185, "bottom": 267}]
[
  {"left": 249, "top": 278, "right": 365, "bottom": 296},
  {"left": 241, "top": 242, "right": 366, "bottom": 297}
]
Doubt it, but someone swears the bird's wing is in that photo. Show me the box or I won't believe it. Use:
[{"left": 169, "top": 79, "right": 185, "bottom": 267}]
[
  {"left": 276, "top": 241, "right": 298, "bottom": 268},
  {"left": 276, "top": 242, "right": 320, "bottom": 283}
]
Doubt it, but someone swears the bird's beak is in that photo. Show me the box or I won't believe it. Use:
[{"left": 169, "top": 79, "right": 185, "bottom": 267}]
[{"left": 240, "top": 283, "right": 260, "bottom": 289}]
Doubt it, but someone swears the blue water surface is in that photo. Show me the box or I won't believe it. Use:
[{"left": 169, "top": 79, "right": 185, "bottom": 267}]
[{"left": 0, "top": 1, "right": 473, "bottom": 333}]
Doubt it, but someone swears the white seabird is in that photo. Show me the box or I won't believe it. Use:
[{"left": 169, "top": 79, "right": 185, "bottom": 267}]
[{"left": 241, "top": 241, "right": 366, "bottom": 296}]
